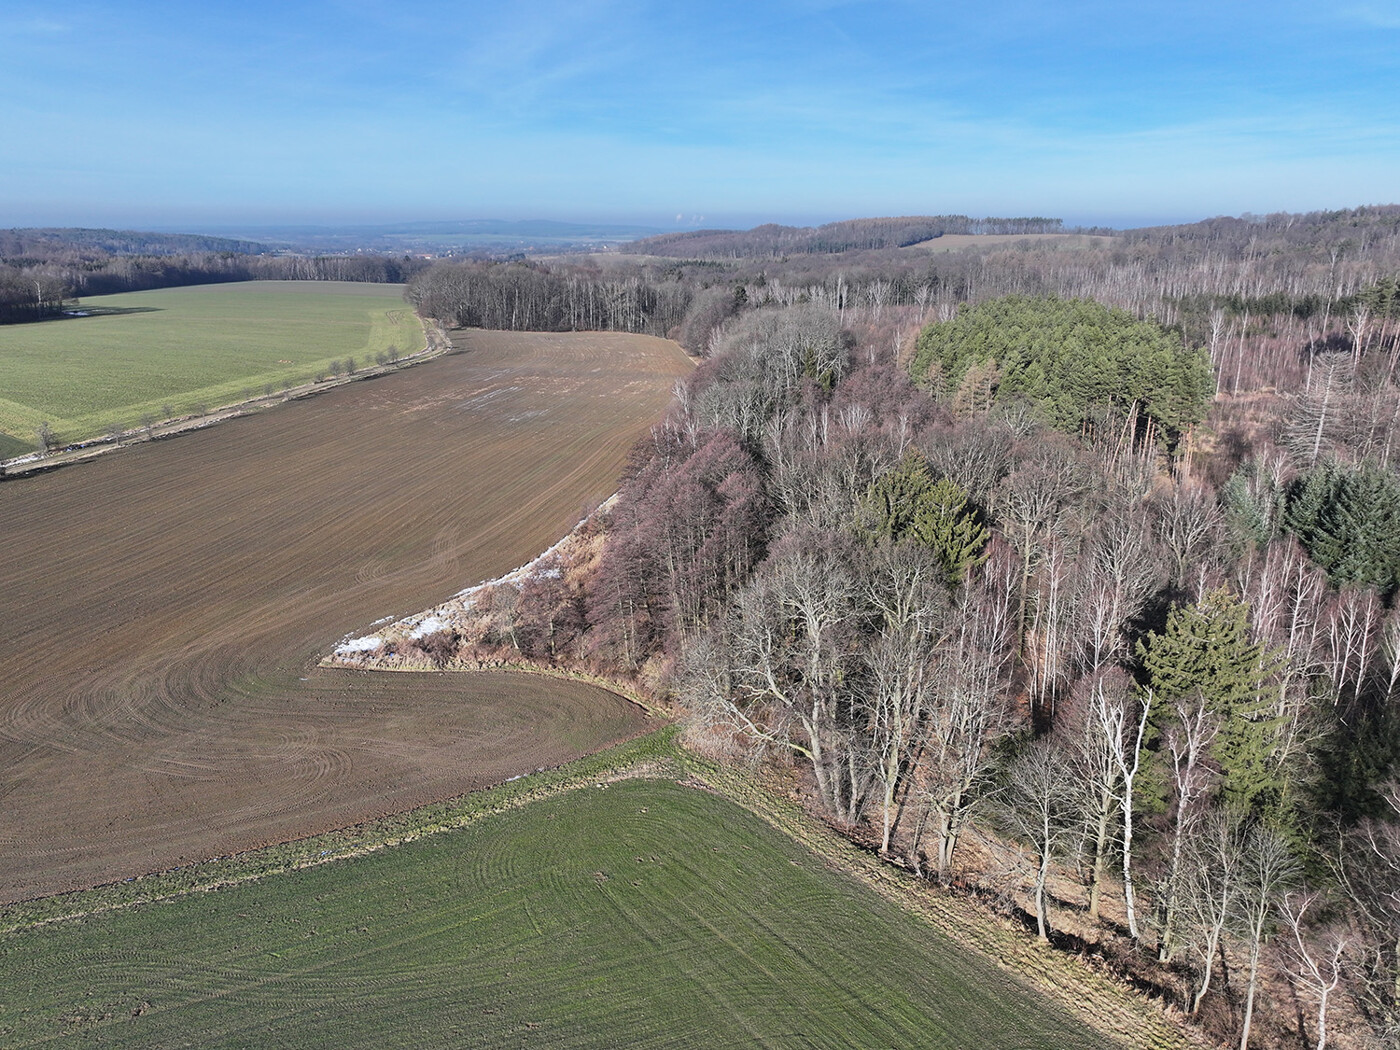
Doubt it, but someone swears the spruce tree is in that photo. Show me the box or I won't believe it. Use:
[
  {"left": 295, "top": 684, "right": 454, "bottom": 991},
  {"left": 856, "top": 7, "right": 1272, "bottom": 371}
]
[
  {"left": 1139, "top": 588, "right": 1289, "bottom": 815},
  {"left": 1284, "top": 462, "right": 1400, "bottom": 601},
  {"left": 912, "top": 476, "right": 991, "bottom": 587},
  {"left": 858, "top": 453, "right": 989, "bottom": 588},
  {"left": 859, "top": 451, "right": 936, "bottom": 541}
]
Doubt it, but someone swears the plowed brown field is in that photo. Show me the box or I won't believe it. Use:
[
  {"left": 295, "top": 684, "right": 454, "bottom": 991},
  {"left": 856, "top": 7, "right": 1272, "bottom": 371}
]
[{"left": 0, "top": 329, "right": 691, "bottom": 904}]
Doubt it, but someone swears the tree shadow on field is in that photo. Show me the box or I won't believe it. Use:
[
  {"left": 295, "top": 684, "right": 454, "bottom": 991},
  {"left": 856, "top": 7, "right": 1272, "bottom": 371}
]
[{"left": 60, "top": 306, "right": 164, "bottom": 319}]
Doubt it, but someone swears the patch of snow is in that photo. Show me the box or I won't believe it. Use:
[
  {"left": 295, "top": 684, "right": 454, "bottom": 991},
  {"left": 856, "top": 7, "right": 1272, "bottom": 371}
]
[
  {"left": 409, "top": 616, "right": 449, "bottom": 639},
  {"left": 327, "top": 493, "right": 621, "bottom": 664},
  {"left": 335, "top": 635, "right": 382, "bottom": 654}
]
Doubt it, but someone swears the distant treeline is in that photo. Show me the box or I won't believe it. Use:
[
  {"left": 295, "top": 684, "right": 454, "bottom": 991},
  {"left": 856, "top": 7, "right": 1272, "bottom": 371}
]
[
  {"left": 623, "top": 216, "right": 1067, "bottom": 258},
  {"left": 403, "top": 204, "right": 1400, "bottom": 401},
  {"left": 0, "top": 227, "right": 431, "bottom": 323},
  {"left": 0, "top": 227, "right": 272, "bottom": 257},
  {"left": 13, "top": 209, "right": 1400, "bottom": 402},
  {"left": 405, "top": 260, "right": 690, "bottom": 336}
]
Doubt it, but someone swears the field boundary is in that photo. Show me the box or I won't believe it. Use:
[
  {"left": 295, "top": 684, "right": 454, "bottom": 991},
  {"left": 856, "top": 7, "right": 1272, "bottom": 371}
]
[
  {"left": 0, "top": 315, "right": 448, "bottom": 480},
  {"left": 0, "top": 713, "right": 1201, "bottom": 1049},
  {"left": 0, "top": 722, "right": 683, "bottom": 934}
]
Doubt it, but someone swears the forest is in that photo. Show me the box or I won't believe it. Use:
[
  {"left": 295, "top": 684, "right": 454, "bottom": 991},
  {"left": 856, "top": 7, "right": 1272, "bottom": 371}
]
[
  {"left": 394, "top": 207, "right": 1400, "bottom": 1050},
  {"left": 620, "top": 214, "right": 1071, "bottom": 258},
  {"left": 0, "top": 228, "right": 428, "bottom": 323},
  {"left": 8, "top": 207, "right": 1400, "bottom": 1046}
]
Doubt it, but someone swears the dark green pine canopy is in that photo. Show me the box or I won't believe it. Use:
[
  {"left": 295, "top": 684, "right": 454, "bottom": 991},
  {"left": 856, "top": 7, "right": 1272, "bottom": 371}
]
[{"left": 911, "top": 294, "right": 1213, "bottom": 449}]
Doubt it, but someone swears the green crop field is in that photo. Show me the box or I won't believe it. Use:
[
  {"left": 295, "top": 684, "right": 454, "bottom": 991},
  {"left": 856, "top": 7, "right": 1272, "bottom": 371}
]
[
  {"left": 0, "top": 776, "right": 1117, "bottom": 1049},
  {"left": 0, "top": 281, "right": 422, "bottom": 456}
]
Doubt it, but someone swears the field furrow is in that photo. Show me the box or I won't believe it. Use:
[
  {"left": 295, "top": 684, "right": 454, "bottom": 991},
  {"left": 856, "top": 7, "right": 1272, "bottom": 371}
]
[{"left": 0, "top": 326, "right": 691, "bottom": 903}]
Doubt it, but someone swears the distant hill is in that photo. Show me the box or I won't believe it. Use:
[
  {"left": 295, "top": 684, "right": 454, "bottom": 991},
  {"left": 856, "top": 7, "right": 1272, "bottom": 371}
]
[
  {"left": 622, "top": 215, "right": 1067, "bottom": 258},
  {"left": 0, "top": 227, "right": 271, "bottom": 258},
  {"left": 178, "top": 219, "right": 667, "bottom": 254},
  {"left": 1119, "top": 203, "right": 1400, "bottom": 250}
]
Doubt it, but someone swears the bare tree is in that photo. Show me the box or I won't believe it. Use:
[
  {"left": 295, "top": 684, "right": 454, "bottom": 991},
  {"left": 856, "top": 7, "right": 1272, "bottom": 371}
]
[
  {"left": 1063, "top": 674, "right": 1121, "bottom": 924},
  {"left": 1080, "top": 505, "right": 1163, "bottom": 670},
  {"left": 1153, "top": 481, "right": 1226, "bottom": 586},
  {"left": 1332, "top": 782, "right": 1400, "bottom": 1044},
  {"left": 1155, "top": 692, "right": 1220, "bottom": 963},
  {"left": 862, "top": 542, "right": 944, "bottom": 853},
  {"left": 994, "top": 443, "right": 1090, "bottom": 687},
  {"left": 1236, "top": 824, "right": 1298, "bottom": 1050},
  {"left": 1092, "top": 679, "right": 1153, "bottom": 941},
  {"left": 705, "top": 530, "right": 871, "bottom": 822},
  {"left": 909, "top": 552, "right": 1017, "bottom": 877},
  {"left": 1000, "top": 738, "right": 1080, "bottom": 943},
  {"left": 1182, "top": 809, "right": 1246, "bottom": 1014},
  {"left": 1285, "top": 352, "right": 1349, "bottom": 466},
  {"left": 1280, "top": 891, "right": 1350, "bottom": 1050},
  {"left": 1322, "top": 586, "right": 1385, "bottom": 709}
]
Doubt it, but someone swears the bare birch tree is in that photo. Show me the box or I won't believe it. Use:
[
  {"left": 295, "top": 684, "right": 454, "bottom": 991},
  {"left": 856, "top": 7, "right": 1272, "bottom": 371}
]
[
  {"left": 1280, "top": 891, "right": 1351, "bottom": 1050},
  {"left": 1182, "top": 809, "right": 1247, "bottom": 1014},
  {"left": 1236, "top": 824, "right": 1298, "bottom": 1050},
  {"left": 1001, "top": 738, "right": 1079, "bottom": 943},
  {"left": 1155, "top": 692, "right": 1220, "bottom": 963}
]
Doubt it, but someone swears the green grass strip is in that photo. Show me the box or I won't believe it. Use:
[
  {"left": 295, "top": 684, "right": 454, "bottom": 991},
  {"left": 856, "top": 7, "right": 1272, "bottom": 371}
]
[
  {"left": 0, "top": 726, "right": 682, "bottom": 933},
  {"left": 0, "top": 765, "right": 1123, "bottom": 1049}
]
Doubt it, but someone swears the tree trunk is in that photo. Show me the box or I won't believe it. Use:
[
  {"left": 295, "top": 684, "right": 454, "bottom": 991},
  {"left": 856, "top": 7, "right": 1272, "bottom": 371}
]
[
  {"left": 1088, "top": 790, "right": 1113, "bottom": 923},
  {"left": 1122, "top": 796, "right": 1140, "bottom": 941},
  {"left": 1035, "top": 848, "right": 1051, "bottom": 943},
  {"left": 1192, "top": 932, "right": 1220, "bottom": 1014},
  {"left": 1239, "top": 940, "right": 1262, "bottom": 1050}
]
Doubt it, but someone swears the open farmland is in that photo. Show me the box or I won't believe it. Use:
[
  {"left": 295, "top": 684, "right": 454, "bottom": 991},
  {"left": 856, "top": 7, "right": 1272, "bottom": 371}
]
[
  {"left": 0, "top": 281, "right": 423, "bottom": 456},
  {"left": 0, "top": 328, "right": 691, "bottom": 903},
  {"left": 0, "top": 778, "right": 1122, "bottom": 1049}
]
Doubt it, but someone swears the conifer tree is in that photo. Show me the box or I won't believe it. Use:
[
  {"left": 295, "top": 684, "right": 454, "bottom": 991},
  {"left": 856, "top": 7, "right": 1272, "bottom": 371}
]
[
  {"left": 858, "top": 452, "right": 989, "bottom": 587},
  {"left": 1139, "top": 588, "right": 1290, "bottom": 816},
  {"left": 1285, "top": 462, "right": 1400, "bottom": 601},
  {"left": 912, "top": 476, "right": 991, "bottom": 587},
  {"left": 910, "top": 295, "right": 1212, "bottom": 452}
]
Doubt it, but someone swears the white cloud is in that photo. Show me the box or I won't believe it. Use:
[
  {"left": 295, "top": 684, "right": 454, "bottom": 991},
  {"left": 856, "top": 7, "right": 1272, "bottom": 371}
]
[
  {"left": 7, "top": 16, "right": 70, "bottom": 34},
  {"left": 1338, "top": 3, "right": 1400, "bottom": 28}
]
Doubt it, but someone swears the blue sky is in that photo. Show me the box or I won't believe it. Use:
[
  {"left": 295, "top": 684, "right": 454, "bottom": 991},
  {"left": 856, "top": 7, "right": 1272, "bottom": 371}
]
[{"left": 3, "top": 1, "right": 1398, "bottom": 230}]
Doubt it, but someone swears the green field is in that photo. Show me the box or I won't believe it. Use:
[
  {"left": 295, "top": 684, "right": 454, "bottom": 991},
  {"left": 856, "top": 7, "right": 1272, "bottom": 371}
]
[
  {"left": 0, "top": 281, "right": 422, "bottom": 456},
  {"left": 0, "top": 776, "right": 1118, "bottom": 1049}
]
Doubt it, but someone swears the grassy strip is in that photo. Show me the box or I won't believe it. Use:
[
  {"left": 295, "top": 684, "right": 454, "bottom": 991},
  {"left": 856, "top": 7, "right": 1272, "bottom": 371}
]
[
  {"left": 1, "top": 720, "right": 1197, "bottom": 1049},
  {"left": 0, "top": 771, "right": 1124, "bottom": 1049},
  {"left": 0, "top": 725, "right": 682, "bottom": 934},
  {"left": 683, "top": 755, "right": 1207, "bottom": 1050}
]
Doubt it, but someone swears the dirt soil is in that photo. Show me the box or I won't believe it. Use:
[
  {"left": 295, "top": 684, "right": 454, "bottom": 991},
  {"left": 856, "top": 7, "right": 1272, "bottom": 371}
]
[{"left": 0, "top": 329, "right": 691, "bottom": 904}]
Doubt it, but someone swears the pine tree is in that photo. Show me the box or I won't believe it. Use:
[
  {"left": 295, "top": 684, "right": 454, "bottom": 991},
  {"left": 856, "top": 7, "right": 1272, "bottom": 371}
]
[{"left": 911, "top": 295, "right": 1211, "bottom": 452}]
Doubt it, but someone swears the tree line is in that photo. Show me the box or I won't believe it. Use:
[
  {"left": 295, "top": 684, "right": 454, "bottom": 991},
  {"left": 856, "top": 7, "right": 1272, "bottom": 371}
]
[
  {"left": 0, "top": 231, "right": 430, "bottom": 323},
  {"left": 404, "top": 259, "right": 690, "bottom": 336},
  {"left": 415, "top": 294, "right": 1398, "bottom": 1049},
  {"left": 622, "top": 215, "right": 1068, "bottom": 258}
]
